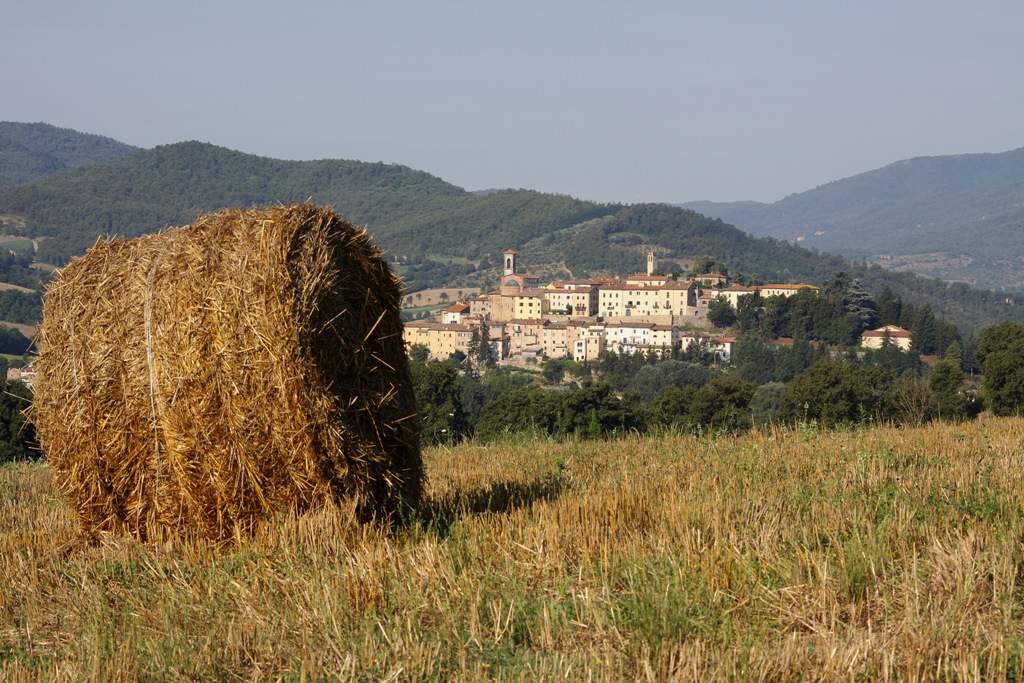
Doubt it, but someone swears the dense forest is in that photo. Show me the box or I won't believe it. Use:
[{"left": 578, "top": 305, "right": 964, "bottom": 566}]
[
  {"left": 0, "top": 122, "right": 138, "bottom": 186},
  {"left": 0, "top": 141, "right": 614, "bottom": 267}
]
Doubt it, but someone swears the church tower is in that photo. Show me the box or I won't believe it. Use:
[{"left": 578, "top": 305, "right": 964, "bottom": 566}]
[
  {"left": 503, "top": 249, "right": 518, "bottom": 276},
  {"left": 646, "top": 251, "right": 655, "bottom": 276}
]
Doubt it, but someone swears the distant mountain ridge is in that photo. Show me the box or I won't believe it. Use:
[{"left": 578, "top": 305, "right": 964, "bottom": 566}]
[
  {"left": 0, "top": 123, "right": 1021, "bottom": 331},
  {"left": 0, "top": 140, "right": 606, "bottom": 268},
  {"left": 681, "top": 148, "right": 1024, "bottom": 291},
  {"left": 0, "top": 122, "right": 139, "bottom": 186}
]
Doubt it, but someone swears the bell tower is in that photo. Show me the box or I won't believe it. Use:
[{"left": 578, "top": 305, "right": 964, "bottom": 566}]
[
  {"left": 503, "top": 249, "right": 518, "bottom": 277},
  {"left": 647, "top": 251, "right": 655, "bottom": 276}
]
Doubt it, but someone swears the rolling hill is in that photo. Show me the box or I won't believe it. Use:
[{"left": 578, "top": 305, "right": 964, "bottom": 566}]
[
  {"left": 682, "top": 148, "right": 1024, "bottom": 291},
  {"left": 0, "top": 128, "right": 1021, "bottom": 331},
  {"left": 0, "top": 122, "right": 139, "bottom": 186},
  {"left": 0, "top": 139, "right": 621, "bottom": 292}
]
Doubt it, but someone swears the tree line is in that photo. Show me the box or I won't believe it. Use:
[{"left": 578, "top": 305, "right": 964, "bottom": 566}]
[{"left": 409, "top": 321, "right": 1024, "bottom": 446}]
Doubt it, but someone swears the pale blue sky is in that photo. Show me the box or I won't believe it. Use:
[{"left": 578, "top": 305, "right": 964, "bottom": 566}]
[{"left": 4, "top": 1, "right": 1022, "bottom": 203}]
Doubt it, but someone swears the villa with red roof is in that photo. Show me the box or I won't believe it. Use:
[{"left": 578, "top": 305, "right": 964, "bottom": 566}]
[{"left": 860, "top": 325, "right": 913, "bottom": 351}]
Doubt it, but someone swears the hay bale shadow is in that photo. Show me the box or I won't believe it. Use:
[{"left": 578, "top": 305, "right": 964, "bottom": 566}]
[{"left": 417, "top": 473, "right": 565, "bottom": 537}]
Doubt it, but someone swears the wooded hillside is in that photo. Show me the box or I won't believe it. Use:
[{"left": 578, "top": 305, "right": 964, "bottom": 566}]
[
  {"left": 0, "top": 131, "right": 1021, "bottom": 331},
  {"left": 0, "top": 122, "right": 138, "bottom": 186},
  {"left": 682, "top": 148, "right": 1024, "bottom": 291}
]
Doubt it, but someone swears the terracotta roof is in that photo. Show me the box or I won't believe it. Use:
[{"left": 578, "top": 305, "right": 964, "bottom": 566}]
[
  {"left": 862, "top": 326, "right": 912, "bottom": 338},
  {"left": 626, "top": 275, "right": 670, "bottom": 283},
  {"left": 662, "top": 280, "right": 694, "bottom": 290},
  {"left": 548, "top": 283, "right": 593, "bottom": 293}
]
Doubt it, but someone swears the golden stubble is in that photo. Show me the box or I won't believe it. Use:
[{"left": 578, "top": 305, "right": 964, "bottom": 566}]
[{"left": 2, "top": 416, "right": 1024, "bottom": 681}]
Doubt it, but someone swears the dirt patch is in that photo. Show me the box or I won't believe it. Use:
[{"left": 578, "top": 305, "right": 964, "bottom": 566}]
[
  {"left": 403, "top": 287, "right": 480, "bottom": 308},
  {"left": 0, "top": 281, "right": 37, "bottom": 294},
  {"left": 1, "top": 321, "right": 36, "bottom": 338}
]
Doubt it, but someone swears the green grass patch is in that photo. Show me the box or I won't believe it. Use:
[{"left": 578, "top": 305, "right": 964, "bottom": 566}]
[{"left": 0, "top": 237, "right": 34, "bottom": 256}]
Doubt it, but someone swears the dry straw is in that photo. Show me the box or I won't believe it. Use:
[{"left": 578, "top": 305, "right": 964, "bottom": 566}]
[{"left": 32, "top": 203, "right": 422, "bottom": 541}]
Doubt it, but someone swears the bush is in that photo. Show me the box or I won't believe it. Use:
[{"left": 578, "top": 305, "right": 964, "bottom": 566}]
[
  {"left": 976, "top": 322, "right": 1024, "bottom": 416},
  {"left": 780, "top": 359, "right": 896, "bottom": 428},
  {"left": 751, "top": 382, "right": 787, "bottom": 427},
  {"left": 0, "top": 380, "right": 37, "bottom": 463},
  {"left": 653, "top": 375, "right": 755, "bottom": 435}
]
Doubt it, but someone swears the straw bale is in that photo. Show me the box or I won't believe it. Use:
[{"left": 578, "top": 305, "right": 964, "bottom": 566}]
[{"left": 32, "top": 203, "right": 421, "bottom": 540}]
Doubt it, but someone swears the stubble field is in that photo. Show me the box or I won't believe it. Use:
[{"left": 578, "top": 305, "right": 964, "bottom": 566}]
[{"left": 3, "top": 418, "right": 1024, "bottom": 681}]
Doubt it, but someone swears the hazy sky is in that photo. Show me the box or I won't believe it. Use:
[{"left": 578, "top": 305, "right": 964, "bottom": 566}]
[{"left": 4, "top": 1, "right": 1022, "bottom": 204}]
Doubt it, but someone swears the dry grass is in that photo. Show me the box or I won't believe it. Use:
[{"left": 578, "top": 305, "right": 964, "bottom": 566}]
[
  {"left": 402, "top": 288, "right": 478, "bottom": 307},
  {"left": 0, "top": 321, "right": 35, "bottom": 339},
  {"left": 3, "top": 417, "right": 1024, "bottom": 680},
  {"left": 0, "top": 283, "right": 36, "bottom": 294}
]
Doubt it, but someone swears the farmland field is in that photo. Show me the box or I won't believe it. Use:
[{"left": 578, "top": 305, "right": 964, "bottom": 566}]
[
  {"left": 3, "top": 419, "right": 1024, "bottom": 680},
  {"left": 402, "top": 287, "right": 480, "bottom": 308},
  {"left": 0, "top": 236, "right": 35, "bottom": 257}
]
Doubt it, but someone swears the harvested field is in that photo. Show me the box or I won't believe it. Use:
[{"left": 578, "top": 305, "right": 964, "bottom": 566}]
[{"left": 3, "top": 418, "right": 1024, "bottom": 680}]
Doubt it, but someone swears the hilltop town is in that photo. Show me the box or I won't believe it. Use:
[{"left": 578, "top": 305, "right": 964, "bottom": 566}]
[{"left": 404, "top": 250, "right": 819, "bottom": 363}]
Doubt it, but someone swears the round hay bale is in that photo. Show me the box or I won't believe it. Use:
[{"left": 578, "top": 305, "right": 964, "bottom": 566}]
[{"left": 33, "top": 203, "right": 422, "bottom": 540}]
